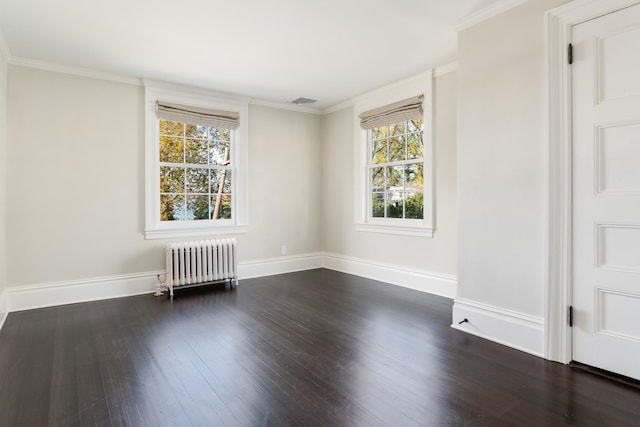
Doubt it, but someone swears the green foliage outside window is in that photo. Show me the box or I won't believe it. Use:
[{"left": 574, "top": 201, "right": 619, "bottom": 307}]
[
  {"left": 159, "top": 120, "right": 232, "bottom": 221},
  {"left": 369, "top": 118, "right": 424, "bottom": 220}
]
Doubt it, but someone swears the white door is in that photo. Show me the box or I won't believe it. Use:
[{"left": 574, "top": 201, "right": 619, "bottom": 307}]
[{"left": 572, "top": 2, "right": 640, "bottom": 380}]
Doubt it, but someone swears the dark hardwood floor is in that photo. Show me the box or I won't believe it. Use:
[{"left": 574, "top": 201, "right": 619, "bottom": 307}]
[{"left": 0, "top": 269, "right": 639, "bottom": 426}]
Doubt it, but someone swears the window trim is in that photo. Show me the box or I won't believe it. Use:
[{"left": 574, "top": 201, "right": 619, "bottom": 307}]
[
  {"left": 144, "top": 80, "right": 249, "bottom": 240},
  {"left": 353, "top": 70, "right": 434, "bottom": 237}
]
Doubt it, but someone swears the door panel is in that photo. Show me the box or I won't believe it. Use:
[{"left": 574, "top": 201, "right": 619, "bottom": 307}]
[{"left": 572, "top": 2, "right": 640, "bottom": 380}]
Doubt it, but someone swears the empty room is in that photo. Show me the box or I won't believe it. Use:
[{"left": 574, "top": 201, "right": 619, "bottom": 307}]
[{"left": 0, "top": 0, "right": 639, "bottom": 425}]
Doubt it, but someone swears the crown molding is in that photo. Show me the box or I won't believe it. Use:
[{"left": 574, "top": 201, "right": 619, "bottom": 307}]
[
  {"left": 454, "top": 0, "right": 529, "bottom": 31},
  {"left": 142, "top": 78, "right": 252, "bottom": 104},
  {"left": 10, "top": 56, "right": 143, "bottom": 86},
  {"left": 322, "top": 62, "right": 457, "bottom": 115},
  {"left": 322, "top": 99, "right": 353, "bottom": 115},
  {"left": 351, "top": 69, "right": 434, "bottom": 107},
  {"left": 250, "top": 99, "right": 323, "bottom": 115}
]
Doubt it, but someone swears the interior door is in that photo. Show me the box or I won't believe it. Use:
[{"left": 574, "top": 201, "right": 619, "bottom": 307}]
[{"left": 572, "top": 2, "right": 640, "bottom": 380}]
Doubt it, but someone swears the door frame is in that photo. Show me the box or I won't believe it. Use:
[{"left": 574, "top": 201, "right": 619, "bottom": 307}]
[{"left": 546, "top": 0, "right": 640, "bottom": 363}]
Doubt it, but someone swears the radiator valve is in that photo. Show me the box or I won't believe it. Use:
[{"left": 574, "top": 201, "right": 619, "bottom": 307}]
[{"left": 154, "top": 274, "right": 166, "bottom": 297}]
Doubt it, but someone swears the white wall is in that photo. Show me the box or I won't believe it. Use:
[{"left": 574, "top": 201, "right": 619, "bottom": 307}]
[
  {"left": 453, "top": 0, "right": 570, "bottom": 354},
  {"left": 321, "top": 71, "right": 458, "bottom": 293},
  {"left": 6, "top": 66, "right": 322, "bottom": 290},
  {"left": 241, "top": 104, "right": 322, "bottom": 260},
  {"left": 0, "top": 49, "right": 7, "bottom": 314}
]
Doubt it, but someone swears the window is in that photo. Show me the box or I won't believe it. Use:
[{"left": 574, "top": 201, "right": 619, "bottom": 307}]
[
  {"left": 354, "top": 71, "right": 433, "bottom": 237},
  {"left": 159, "top": 120, "right": 233, "bottom": 222},
  {"left": 144, "top": 82, "right": 248, "bottom": 239},
  {"left": 370, "top": 118, "right": 424, "bottom": 220}
]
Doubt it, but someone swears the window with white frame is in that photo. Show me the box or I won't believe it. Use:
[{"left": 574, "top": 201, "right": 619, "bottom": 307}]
[
  {"left": 144, "top": 83, "right": 248, "bottom": 239},
  {"left": 354, "top": 71, "right": 433, "bottom": 237}
]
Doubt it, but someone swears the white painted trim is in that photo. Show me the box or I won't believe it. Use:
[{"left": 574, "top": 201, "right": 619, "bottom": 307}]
[
  {"left": 323, "top": 99, "right": 353, "bottom": 115},
  {"left": 10, "top": 56, "right": 143, "bottom": 86},
  {"left": 452, "top": 298, "right": 545, "bottom": 357},
  {"left": 0, "top": 312, "right": 7, "bottom": 333},
  {"left": 0, "top": 290, "right": 7, "bottom": 331},
  {"left": 355, "top": 223, "right": 434, "bottom": 238},
  {"left": 1, "top": 253, "right": 456, "bottom": 313},
  {"left": 3, "top": 255, "right": 324, "bottom": 312},
  {"left": 434, "top": 62, "right": 458, "bottom": 76},
  {"left": 546, "top": 0, "right": 640, "bottom": 364},
  {"left": 238, "top": 253, "right": 324, "bottom": 279},
  {"left": 6, "top": 271, "right": 164, "bottom": 312},
  {"left": 142, "top": 78, "right": 250, "bottom": 104},
  {"left": 322, "top": 252, "right": 456, "bottom": 298},
  {"left": 322, "top": 62, "right": 457, "bottom": 114},
  {"left": 145, "top": 225, "right": 248, "bottom": 240},
  {"left": 351, "top": 70, "right": 433, "bottom": 106},
  {"left": 454, "top": 0, "right": 529, "bottom": 31},
  {"left": 249, "top": 99, "right": 322, "bottom": 115}
]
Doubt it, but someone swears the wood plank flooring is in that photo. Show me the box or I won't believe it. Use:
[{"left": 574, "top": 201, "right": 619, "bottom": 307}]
[{"left": 0, "top": 269, "right": 639, "bottom": 426}]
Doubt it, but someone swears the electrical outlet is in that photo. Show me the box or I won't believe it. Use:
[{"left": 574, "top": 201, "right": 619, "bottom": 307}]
[{"left": 281, "top": 245, "right": 287, "bottom": 255}]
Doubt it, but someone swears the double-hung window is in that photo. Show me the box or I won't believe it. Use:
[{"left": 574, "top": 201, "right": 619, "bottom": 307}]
[
  {"left": 354, "top": 71, "right": 433, "bottom": 237},
  {"left": 144, "top": 83, "right": 248, "bottom": 239}
]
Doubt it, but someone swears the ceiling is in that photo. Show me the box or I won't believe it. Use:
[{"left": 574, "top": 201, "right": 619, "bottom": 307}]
[{"left": 0, "top": 0, "right": 505, "bottom": 111}]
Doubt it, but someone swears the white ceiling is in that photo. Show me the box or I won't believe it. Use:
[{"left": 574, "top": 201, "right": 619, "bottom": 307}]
[{"left": 0, "top": 0, "right": 505, "bottom": 110}]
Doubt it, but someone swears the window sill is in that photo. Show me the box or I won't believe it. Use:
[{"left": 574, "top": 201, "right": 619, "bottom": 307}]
[
  {"left": 355, "top": 223, "right": 434, "bottom": 238},
  {"left": 145, "top": 225, "right": 248, "bottom": 240}
]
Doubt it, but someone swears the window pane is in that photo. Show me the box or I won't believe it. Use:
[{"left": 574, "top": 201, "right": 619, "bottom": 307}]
[
  {"left": 211, "top": 194, "right": 232, "bottom": 219},
  {"left": 386, "top": 197, "right": 404, "bottom": 218},
  {"left": 372, "top": 138, "right": 387, "bottom": 164},
  {"left": 185, "top": 124, "right": 207, "bottom": 139},
  {"left": 209, "top": 128, "right": 231, "bottom": 142},
  {"left": 186, "top": 195, "right": 210, "bottom": 220},
  {"left": 389, "top": 122, "right": 405, "bottom": 136},
  {"left": 386, "top": 165, "right": 403, "bottom": 189},
  {"left": 159, "top": 120, "right": 184, "bottom": 137},
  {"left": 371, "top": 192, "right": 385, "bottom": 217},
  {"left": 210, "top": 140, "right": 231, "bottom": 166},
  {"left": 407, "top": 118, "right": 423, "bottom": 133},
  {"left": 407, "top": 132, "right": 423, "bottom": 160},
  {"left": 210, "top": 169, "right": 221, "bottom": 192},
  {"left": 372, "top": 125, "right": 388, "bottom": 141},
  {"left": 223, "top": 171, "right": 232, "bottom": 193},
  {"left": 160, "top": 194, "right": 184, "bottom": 221},
  {"left": 405, "top": 163, "right": 423, "bottom": 192},
  {"left": 185, "top": 138, "right": 208, "bottom": 164},
  {"left": 405, "top": 192, "right": 424, "bottom": 219},
  {"left": 371, "top": 167, "right": 385, "bottom": 191},
  {"left": 160, "top": 166, "right": 184, "bottom": 193},
  {"left": 388, "top": 135, "right": 406, "bottom": 162},
  {"left": 159, "top": 136, "right": 184, "bottom": 163},
  {"left": 185, "top": 168, "right": 208, "bottom": 194}
]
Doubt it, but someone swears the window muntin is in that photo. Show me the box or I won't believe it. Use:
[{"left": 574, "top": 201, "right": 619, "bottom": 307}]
[
  {"left": 369, "top": 118, "right": 424, "bottom": 220},
  {"left": 158, "top": 120, "right": 233, "bottom": 221}
]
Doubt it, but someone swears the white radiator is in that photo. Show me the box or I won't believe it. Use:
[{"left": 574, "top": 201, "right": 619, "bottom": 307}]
[{"left": 164, "top": 238, "right": 238, "bottom": 296}]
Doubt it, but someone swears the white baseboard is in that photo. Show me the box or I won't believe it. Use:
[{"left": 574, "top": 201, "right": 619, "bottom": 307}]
[
  {"left": 322, "top": 252, "right": 457, "bottom": 299},
  {"left": 238, "top": 253, "right": 324, "bottom": 279},
  {"left": 0, "top": 289, "right": 7, "bottom": 331},
  {"left": 6, "top": 271, "right": 164, "bottom": 312},
  {"left": 452, "top": 298, "right": 544, "bottom": 357},
  {"left": 3, "top": 253, "right": 325, "bottom": 313},
  {"left": 3, "top": 252, "right": 454, "bottom": 315}
]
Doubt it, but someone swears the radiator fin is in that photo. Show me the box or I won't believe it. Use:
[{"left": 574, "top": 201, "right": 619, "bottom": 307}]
[{"left": 166, "top": 238, "right": 238, "bottom": 296}]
